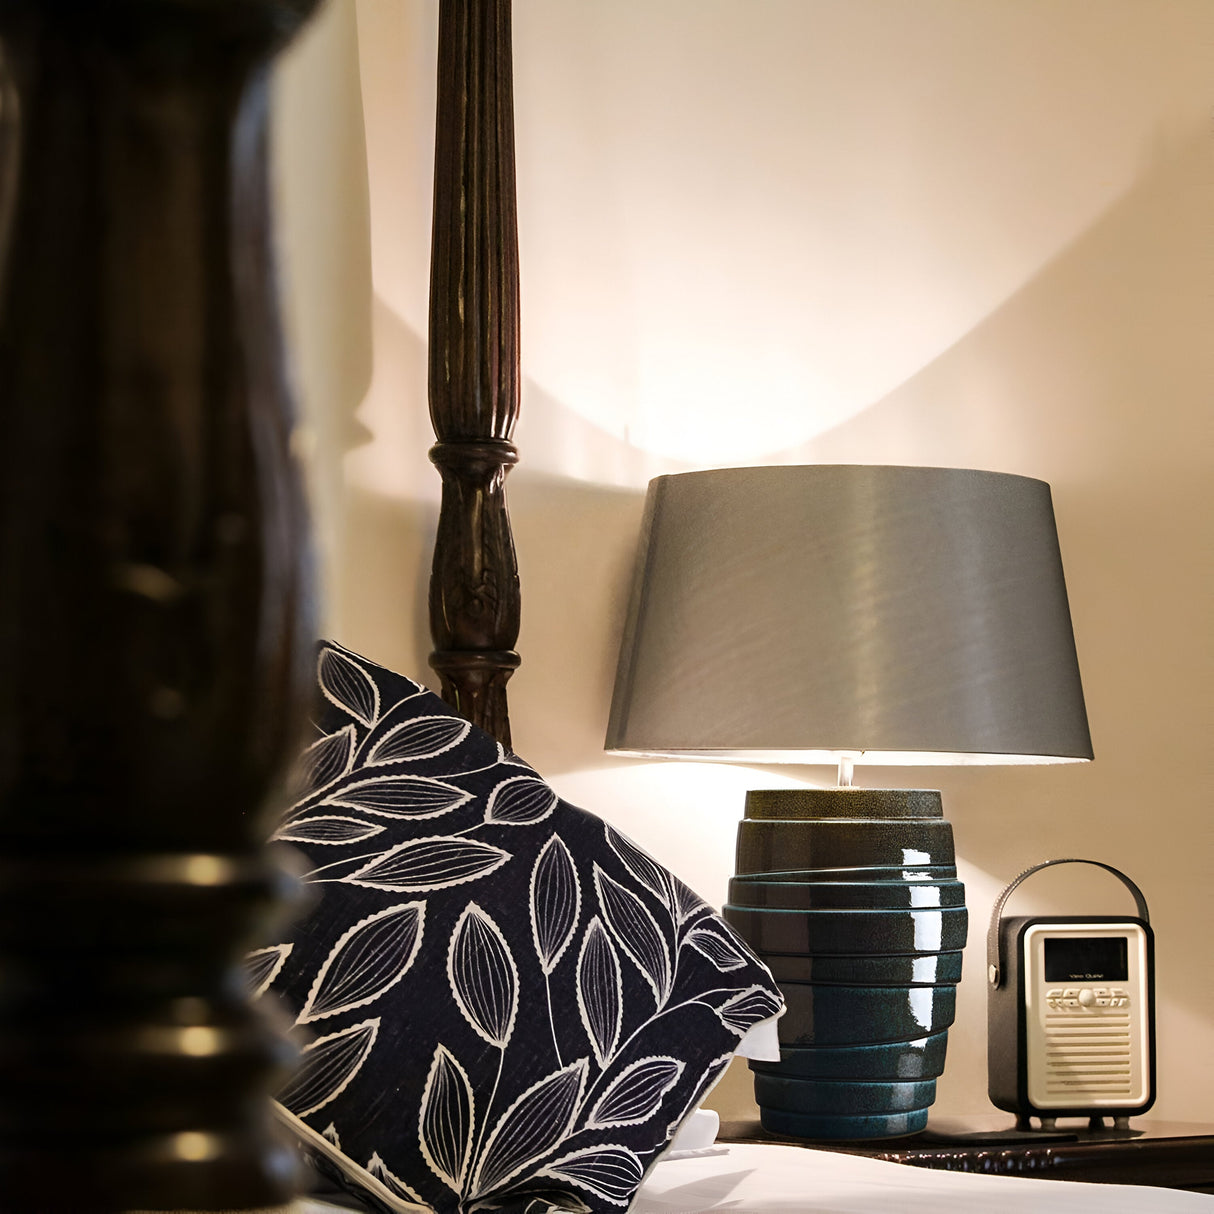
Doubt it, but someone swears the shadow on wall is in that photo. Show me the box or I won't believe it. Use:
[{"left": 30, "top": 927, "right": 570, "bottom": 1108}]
[
  {"left": 334, "top": 297, "right": 687, "bottom": 720},
  {"left": 332, "top": 485, "right": 437, "bottom": 680},
  {"left": 509, "top": 470, "right": 648, "bottom": 770},
  {"left": 330, "top": 295, "right": 437, "bottom": 676}
]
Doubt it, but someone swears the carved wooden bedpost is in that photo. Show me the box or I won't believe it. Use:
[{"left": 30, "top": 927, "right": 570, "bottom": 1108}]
[
  {"left": 0, "top": 2, "right": 319, "bottom": 1209},
  {"left": 428, "top": 0, "right": 522, "bottom": 749}
]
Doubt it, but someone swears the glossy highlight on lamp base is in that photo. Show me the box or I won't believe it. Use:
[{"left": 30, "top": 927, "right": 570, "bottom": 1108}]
[
  {"left": 753, "top": 1075, "right": 937, "bottom": 1116},
  {"left": 751, "top": 1032, "right": 950, "bottom": 1082},
  {"left": 724, "top": 903, "right": 968, "bottom": 956},
  {"left": 776, "top": 983, "right": 957, "bottom": 1048},
  {"left": 729, "top": 875, "right": 966, "bottom": 910},
  {"left": 763, "top": 949, "right": 964, "bottom": 987}
]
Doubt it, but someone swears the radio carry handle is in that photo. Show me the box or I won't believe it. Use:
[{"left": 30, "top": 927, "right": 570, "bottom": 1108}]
[{"left": 987, "top": 858, "right": 1150, "bottom": 989}]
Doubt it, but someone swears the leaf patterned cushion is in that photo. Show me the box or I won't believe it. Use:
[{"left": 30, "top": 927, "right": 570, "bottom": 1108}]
[{"left": 254, "top": 644, "right": 783, "bottom": 1214}]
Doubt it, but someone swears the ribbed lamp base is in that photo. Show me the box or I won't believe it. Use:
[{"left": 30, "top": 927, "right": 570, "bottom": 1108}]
[{"left": 725, "top": 788, "right": 967, "bottom": 1140}]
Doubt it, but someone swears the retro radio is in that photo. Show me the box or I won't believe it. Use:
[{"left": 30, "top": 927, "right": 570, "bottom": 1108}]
[{"left": 987, "top": 859, "right": 1155, "bottom": 1129}]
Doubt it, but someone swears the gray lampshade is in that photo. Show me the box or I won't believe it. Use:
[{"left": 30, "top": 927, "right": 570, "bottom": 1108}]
[{"left": 606, "top": 465, "right": 1092, "bottom": 765}]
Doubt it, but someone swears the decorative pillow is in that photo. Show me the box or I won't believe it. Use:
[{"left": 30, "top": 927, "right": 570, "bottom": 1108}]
[{"left": 252, "top": 644, "right": 783, "bottom": 1214}]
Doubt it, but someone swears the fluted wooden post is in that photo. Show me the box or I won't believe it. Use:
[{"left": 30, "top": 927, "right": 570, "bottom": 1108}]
[
  {"left": 0, "top": 2, "right": 319, "bottom": 1209},
  {"left": 428, "top": 0, "right": 522, "bottom": 749}
]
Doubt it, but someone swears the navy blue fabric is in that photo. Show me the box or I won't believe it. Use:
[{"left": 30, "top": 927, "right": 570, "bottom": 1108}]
[{"left": 252, "top": 644, "right": 783, "bottom": 1214}]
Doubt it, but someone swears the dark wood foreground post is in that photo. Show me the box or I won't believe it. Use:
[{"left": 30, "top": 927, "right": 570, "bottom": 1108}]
[
  {"left": 428, "top": 0, "right": 522, "bottom": 749},
  {"left": 0, "top": 2, "right": 319, "bottom": 1209}
]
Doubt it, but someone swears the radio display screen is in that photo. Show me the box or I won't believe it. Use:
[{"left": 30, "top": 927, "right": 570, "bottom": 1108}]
[{"left": 1044, "top": 936, "right": 1128, "bottom": 982}]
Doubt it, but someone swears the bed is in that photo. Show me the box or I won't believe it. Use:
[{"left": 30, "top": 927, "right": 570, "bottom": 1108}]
[{"left": 0, "top": 2, "right": 1208, "bottom": 1212}]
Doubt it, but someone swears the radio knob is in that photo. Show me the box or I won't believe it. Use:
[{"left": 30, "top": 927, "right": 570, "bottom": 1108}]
[{"left": 1078, "top": 988, "right": 1096, "bottom": 1007}]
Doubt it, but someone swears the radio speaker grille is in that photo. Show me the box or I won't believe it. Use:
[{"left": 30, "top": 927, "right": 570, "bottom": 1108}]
[{"left": 1043, "top": 1014, "right": 1133, "bottom": 1096}]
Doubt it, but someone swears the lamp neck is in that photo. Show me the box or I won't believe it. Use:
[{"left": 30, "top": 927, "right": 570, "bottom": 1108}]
[{"left": 837, "top": 753, "right": 860, "bottom": 787}]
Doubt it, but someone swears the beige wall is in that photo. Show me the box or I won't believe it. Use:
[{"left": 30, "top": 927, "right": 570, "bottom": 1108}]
[{"left": 284, "top": 0, "right": 1213, "bottom": 1123}]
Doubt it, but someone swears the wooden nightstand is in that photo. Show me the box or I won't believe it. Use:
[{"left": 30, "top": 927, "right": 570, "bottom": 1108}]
[{"left": 719, "top": 1117, "right": 1214, "bottom": 1192}]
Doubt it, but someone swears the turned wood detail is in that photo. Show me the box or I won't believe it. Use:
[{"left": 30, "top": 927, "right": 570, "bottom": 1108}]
[
  {"left": 428, "top": 0, "right": 522, "bottom": 749},
  {"left": 0, "top": 2, "right": 319, "bottom": 1209}
]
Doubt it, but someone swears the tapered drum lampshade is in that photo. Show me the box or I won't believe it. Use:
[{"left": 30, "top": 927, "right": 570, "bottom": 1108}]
[{"left": 606, "top": 465, "right": 1091, "bottom": 766}]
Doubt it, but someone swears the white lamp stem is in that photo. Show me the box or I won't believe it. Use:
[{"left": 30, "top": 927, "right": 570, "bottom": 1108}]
[{"left": 837, "top": 753, "right": 857, "bottom": 787}]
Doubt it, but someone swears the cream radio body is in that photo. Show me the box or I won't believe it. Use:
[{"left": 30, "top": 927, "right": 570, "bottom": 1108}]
[
  {"left": 987, "top": 862, "right": 1155, "bottom": 1128},
  {"left": 990, "top": 917, "right": 1155, "bottom": 1123}
]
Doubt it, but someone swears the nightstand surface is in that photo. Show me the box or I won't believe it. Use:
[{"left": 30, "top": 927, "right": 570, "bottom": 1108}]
[{"left": 718, "top": 1117, "right": 1214, "bottom": 1192}]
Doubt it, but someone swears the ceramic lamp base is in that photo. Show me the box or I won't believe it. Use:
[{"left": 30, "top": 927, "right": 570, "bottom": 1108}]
[{"left": 725, "top": 787, "right": 966, "bottom": 1140}]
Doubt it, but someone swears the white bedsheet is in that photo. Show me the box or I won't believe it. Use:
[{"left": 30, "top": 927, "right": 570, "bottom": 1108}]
[
  {"left": 293, "top": 1140, "right": 1214, "bottom": 1214},
  {"left": 629, "top": 1142, "right": 1214, "bottom": 1213}
]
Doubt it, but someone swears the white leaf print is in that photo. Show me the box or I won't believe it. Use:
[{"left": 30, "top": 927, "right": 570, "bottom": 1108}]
[
  {"left": 576, "top": 918, "right": 622, "bottom": 1068},
  {"left": 668, "top": 1054, "right": 734, "bottom": 1142},
  {"left": 537, "top": 1145, "right": 645, "bottom": 1207},
  {"left": 420, "top": 1044, "right": 475, "bottom": 1192},
  {"left": 530, "top": 835, "right": 581, "bottom": 975},
  {"left": 586, "top": 1056, "right": 685, "bottom": 1129},
  {"left": 367, "top": 716, "right": 471, "bottom": 765},
  {"left": 344, "top": 837, "right": 510, "bottom": 892},
  {"left": 367, "top": 1151, "right": 426, "bottom": 1205},
  {"left": 325, "top": 774, "right": 473, "bottom": 820},
  {"left": 302, "top": 850, "right": 383, "bottom": 883},
  {"left": 298, "top": 902, "right": 425, "bottom": 1023},
  {"left": 605, "top": 826, "right": 671, "bottom": 908},
  {"left": 684, "top": 925, "right": 750, "bottom": 972},
  {"left": 470, "top": 1058, "right": 589, "bottom": 1198},
  {"left": 484, "top": 776, "right": 558, "bottom": 826},
  {"left": 520, "top": 1197, "right": 591, "bottom": 1214},
  {"left": 298, "top": 724, "right": 358, "bottom": 791},
  {"left": 273, "top": 815, "right": 386, "bottom": 846},
  {"left": 275, "top": 1019, "right": 378, "bottom": 1118},
  {"left": 244, "top": 943, "right": 292, "bottom": 999},
  {"left": 715, "top": 985, "right": 784, "bottom": 1036},
  {"left": 319, "top": 647, "right": 380, "bottom": 727},
  {"left": 448, "top": 903, "right": 519, "bottom": 1048},
  {"left": 593, "top": 866, "right": 672, "bottom": 1005},
  {"left": 671, "top": 877, "right": 709, "bottom": 926},
  {"left": 322, "top": 1122, "right": 341, "bottom": 1149}
]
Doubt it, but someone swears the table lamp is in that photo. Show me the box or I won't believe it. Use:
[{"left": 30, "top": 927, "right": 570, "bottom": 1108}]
[{"left": 605, "top": 464, "right": 1092, "bottom": 1138}]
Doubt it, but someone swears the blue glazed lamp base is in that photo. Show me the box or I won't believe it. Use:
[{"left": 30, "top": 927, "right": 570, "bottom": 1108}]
[{"left": 727, "top": 787, "right": 967, "bottom": 1140}]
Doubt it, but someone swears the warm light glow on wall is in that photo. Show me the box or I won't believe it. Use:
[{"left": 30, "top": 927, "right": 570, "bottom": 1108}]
[{"left": 510, "top": 0, "right": 1207, "bottom": 467}]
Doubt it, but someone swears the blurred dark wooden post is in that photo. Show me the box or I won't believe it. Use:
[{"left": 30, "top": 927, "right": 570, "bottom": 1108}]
[
  {"left": 428, "top": 0, "right": 522, "bottom": 749},
  {"left": 0, "top": 1, "right": 320, "bottom": 1209}
]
